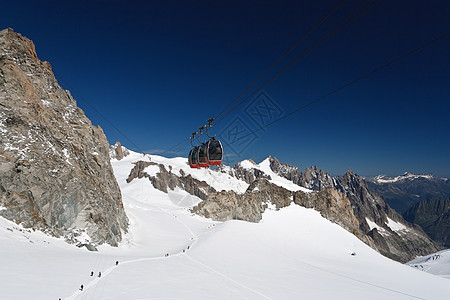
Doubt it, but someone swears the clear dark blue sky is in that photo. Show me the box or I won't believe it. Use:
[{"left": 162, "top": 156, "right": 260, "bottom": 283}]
[{"left": 2, "top": 0, "right": 449, "bottom": 177}]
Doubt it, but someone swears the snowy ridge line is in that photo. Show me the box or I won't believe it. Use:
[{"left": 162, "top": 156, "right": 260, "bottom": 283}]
[
  {"left": 185, "top": 255, "right": 272, "bottom": 300},
  {"left": 257, "top": 237, "right": 425, "bottom": 300},
  {"left": 372, "top": 173, "right": 436, "bottom": 184}
]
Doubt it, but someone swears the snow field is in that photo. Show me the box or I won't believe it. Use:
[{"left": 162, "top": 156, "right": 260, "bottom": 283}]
[{"left": 0, "top": 151, "right": 449, "bottom": 299}]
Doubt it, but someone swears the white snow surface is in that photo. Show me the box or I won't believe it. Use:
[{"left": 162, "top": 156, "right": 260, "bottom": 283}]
[
  {"left": 0, "top": 152, "right": 449, "bottom": 299},
  {"left": 238, "top": 159, "right": 257, "bottom": 169},
  {"left": 386, "top": 217, "right": 408, "bottom": 232},
  {"left": 365, "top": 217, "right": 388, "bottom": 236},
  {"left": 256, "top": 157, "right": 312, "bottom": 193},
  {"left": 143, "top": 164, "right": 160, "bottom": 177},
  {"left": 407, "top": 249, "right": 450, "bottom": 279},
  {"left": 374, "top": 172, "right": 435, "bottom": 184}
]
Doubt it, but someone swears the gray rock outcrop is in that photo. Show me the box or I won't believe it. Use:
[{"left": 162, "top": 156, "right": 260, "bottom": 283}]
[
  {"left": 335, "top": 169, "right": 439, "bottom": 262},
  {"left": 403, "top": 198, "right": 450, "bottom": 248},
  {"left": 127, "top": 160, "right": 216, "bottom": 200},
  {"left": 196, "top": 156, "right": 439, "bottom": 262},
  {"left": 0, "top": 28, "right": 128, "bottom": 246},
  {"left": 109, "top": 141, "right": 130, "bottom": 160}
]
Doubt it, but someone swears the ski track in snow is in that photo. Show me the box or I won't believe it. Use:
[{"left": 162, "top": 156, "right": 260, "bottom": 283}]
[
  {"left": 65, "top": 204, "right": 201, "bottom": 300},
  {"left": 185, "top": 255, "right": 272, "bottom": 300},
  {"left": 64, "top": 203, "right": 271, "bottom": 300},
  {"left": 257, "top": 237, "right": 425, "bottom": 300}
]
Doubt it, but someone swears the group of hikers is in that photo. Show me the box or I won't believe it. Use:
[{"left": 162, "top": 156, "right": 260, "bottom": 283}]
[
  {"left": 77, "top": 261, "right": 119, "bottom": 292},
  {"left": 165, "top": 244, "right": 191, "bottom": 257},
  {"left": 72, "top": 239, "right": 195, "bottom": 296}
]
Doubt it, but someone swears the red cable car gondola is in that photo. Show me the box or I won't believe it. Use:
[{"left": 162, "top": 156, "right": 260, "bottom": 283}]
[
  {"left": 188, "top": 147, "right": 199, "bottom": 168},
  {"left": 197, "top": 143, "right": 209, "bottom": 168},
  {"left": 187, "top": 118, "right": 224, "bottom": 168},
  {"left": 205, "top": 138, "right": 223, "bottom": 166}
]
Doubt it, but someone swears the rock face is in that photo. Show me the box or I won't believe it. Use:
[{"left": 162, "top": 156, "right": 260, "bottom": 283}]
[
  {"left": 109, "top": 141, "right": 130, "bottom": 161},
  {"left": 127, "top": 160, "right": 216, "bottom": 200},
  {"left": 198, "top": 157, "right": 439, "bottom": 262},
  {"left": 269, "top": 157, "right": 336, "bottom": 190},
  {"left": 333, "top": 170, "right": 439, "bottom": 262},
  {"left": 0, "top": 28, "right": 128, "bottom": 246},
  {"left": 403, "top": 198, "right": 450, "bottom": 248}
]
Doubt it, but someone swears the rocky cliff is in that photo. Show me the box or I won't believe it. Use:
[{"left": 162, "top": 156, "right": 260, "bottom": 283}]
[
  {"left": 0, "top": 28, "right": 128, "bottom": 247},
  {"left": 109, "top": 141, "right": 130, "bottom": 161},
  {"left": 126, "top": 160, "right": 217, "bottom": 200},
  {"left": 333, "top": 169, "right": 439, "bottom": 262},
  {"left": 403, "top": 198, "right": 450, "bottom": 248},
  {"left": 200, "top": 157, "right": 440, "bottom": 262}
]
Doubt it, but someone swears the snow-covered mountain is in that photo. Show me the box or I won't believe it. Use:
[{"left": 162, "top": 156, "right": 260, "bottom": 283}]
[
  {"left": 366, "top": 172, "right": 450, "bottom": 213},
  {"left": 212, "top": 156, "right": 439, "bottom": 262},
  {"left": 407, "top": 249, "right": 450, "bottom": 279},
  {"left": 371, "top": 172, "right": 438, "bottom": 184},
  {"left": 1, "top": 149, "right": 449, "bottom": 299}
]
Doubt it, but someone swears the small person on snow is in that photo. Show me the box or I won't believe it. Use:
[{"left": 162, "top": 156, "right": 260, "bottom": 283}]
[
  {"left": 90, "top": 271, "right": 94, "bottom": 276},
  {"left": 80, "top": 284, "right": 84, "bottom": 291},
  {"left": 98, "top": 272, "right": 102, "bottom": 278},
  {"left": 187, "top": 246, "right": 190, "bottom": 250},
  {"left": 116, "top": 261, "right": 119, "bottom": 266}
]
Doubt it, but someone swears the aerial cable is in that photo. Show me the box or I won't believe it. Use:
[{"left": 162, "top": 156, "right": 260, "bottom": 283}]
[
  {"left": 234, "top": 31, "right": 449, "bottom": 141},
  {"left": 205, "top": 118, "right": 216, "bottom": 138},
  {"left": 158, "top": 0, "right": 372, "bottom": 157},
  {"left": 213, "top": 0, "right": 347, "bottom": 121},
  {"left": 53, "top": 74, "right": 147, "bottom": 154},
  {"left": 158, "top": 0, "right": 351, "bottom": 155},
  {"left": 157, "top": 138, "right": 191, "bottom": 156},
  {"left": 170, "top": 139, "right": 192, "bottom": 155},
  {"left": 215, "top": 0, "right": 378, "bottom": 125}
]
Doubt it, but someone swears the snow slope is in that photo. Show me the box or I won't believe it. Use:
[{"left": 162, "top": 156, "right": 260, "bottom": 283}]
[
  {"left": 237, "top": 157, "right": 312, "bottom": 193},
  {"left": 407, "top": 249, "right": 450, "bottom": 279},
  {"left": 0, "top": 152, "right": 449, "bottom": 299}
]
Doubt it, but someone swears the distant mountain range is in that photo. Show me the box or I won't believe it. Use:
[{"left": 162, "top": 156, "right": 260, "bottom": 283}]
[{"left": 366, "top": 172, "right": 450, "bottom": 213}]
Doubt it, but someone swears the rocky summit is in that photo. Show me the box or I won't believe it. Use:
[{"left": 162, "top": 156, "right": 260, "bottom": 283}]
[
  {"left": 0, "top": 28, "right": 128, "bottom": 247},
  {"left": 197, "top": 157, "right": 440, "bottom": 262}
]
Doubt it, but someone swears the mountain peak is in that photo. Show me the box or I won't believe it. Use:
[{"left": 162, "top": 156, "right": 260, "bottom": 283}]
[
  {"left": 371, "top": 172, "right": 437, "bottom": 184},
  {"left": 0, "top": 29, "right": 128, "bottom": 247}
]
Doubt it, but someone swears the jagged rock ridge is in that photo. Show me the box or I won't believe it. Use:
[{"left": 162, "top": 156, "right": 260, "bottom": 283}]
[
  {"left": 126, "top": 160, "right": 217, "bottom": 200},
  {"left": 197, "top": 157, "right": 439, "bottom": 262},
  {"left": 109, "top": 141, "right": 130, "bottom": 161},
  {"left": 0, "top": 28, "right": 128, "bottom": 247}
]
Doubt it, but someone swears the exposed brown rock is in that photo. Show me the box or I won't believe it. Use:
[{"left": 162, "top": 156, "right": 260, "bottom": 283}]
[
  {"left": 0, "top": 28, "right": 128, "bottom": 247},
  {"left": 109, "top": 141, "right": 130, "bottom": 161}
]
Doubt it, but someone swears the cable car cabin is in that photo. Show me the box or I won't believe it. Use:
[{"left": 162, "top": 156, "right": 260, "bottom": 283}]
[
  {"left": 188, "top": 147, "right": 199, "bottom": 168},
  {"left": 206, "top": 139, "right": 223, "bottom": 166},
  {"left": 197, "top": 144, "right": 209, "bottom": 168}
]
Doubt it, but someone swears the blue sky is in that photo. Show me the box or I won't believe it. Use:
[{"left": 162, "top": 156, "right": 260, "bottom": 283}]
[{"left": 1, "top": 0, "right": 449, "bottom": 177}]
